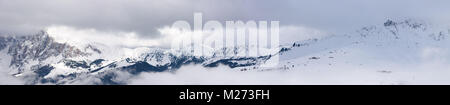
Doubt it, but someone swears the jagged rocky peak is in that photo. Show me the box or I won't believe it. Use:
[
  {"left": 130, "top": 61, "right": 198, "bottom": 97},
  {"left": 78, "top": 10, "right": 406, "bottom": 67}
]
[
  {"left": 356, "top": 18, "right": 433, "bottom": 39},
  {"left": 383, "top": 19, "right": 427, "bottom": 30},
  {"left": 84, "top": 44, "right": 102, "bottom": 54},
  {"left": 4, "top": 30, "right": 90, "bottom": 68},
  {"left": 0, "top": 35, "right": 7, "bottom": 50}
]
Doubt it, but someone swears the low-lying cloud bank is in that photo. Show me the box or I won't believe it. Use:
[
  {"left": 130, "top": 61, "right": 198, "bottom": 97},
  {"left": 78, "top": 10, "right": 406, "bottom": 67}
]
[
  {"left": 0, "top": 64, "right": 24, "bottom": 85},
  {"left": 4, "top": 59, "right": 450, "bottom": 85},
  {"left": 126, "top": 62, "right": 450, "bottom": 85},
  {"left": 0, "top": 72, "right": 23, "bottom": 85}
]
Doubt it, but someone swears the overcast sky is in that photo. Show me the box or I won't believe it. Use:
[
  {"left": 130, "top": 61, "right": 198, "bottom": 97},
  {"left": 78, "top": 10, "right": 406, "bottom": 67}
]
[{"left": 1, "top": 0, "right": 450, "bottom": 37}]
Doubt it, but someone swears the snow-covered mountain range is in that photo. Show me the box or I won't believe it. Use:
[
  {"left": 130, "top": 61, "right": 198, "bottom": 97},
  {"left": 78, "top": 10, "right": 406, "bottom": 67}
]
[
  {"left": 1, "top": 19, "right": 449, "bottom": 85},
  {"left": 0, "top": 30, "right": 274, "bottom": 84}
]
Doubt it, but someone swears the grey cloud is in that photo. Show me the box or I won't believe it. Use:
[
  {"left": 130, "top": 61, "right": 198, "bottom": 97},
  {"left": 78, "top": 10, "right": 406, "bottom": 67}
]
[{"left": 1, "top": 0, "right": 450, "bottom": 37}]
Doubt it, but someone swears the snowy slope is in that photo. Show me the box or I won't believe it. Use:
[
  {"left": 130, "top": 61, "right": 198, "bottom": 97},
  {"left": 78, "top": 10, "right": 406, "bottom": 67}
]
[
  {"left": 276, "top": 19, "right": 449, "bottom": 69},
  {"left": 257, "top": 19, "right": 450, "bottom": 84}
]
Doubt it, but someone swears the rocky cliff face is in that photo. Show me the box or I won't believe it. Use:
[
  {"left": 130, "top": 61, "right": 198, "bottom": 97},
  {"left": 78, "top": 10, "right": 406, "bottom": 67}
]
[{"left": 1, "top": 31, "right": 89, "bottom": 75}]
